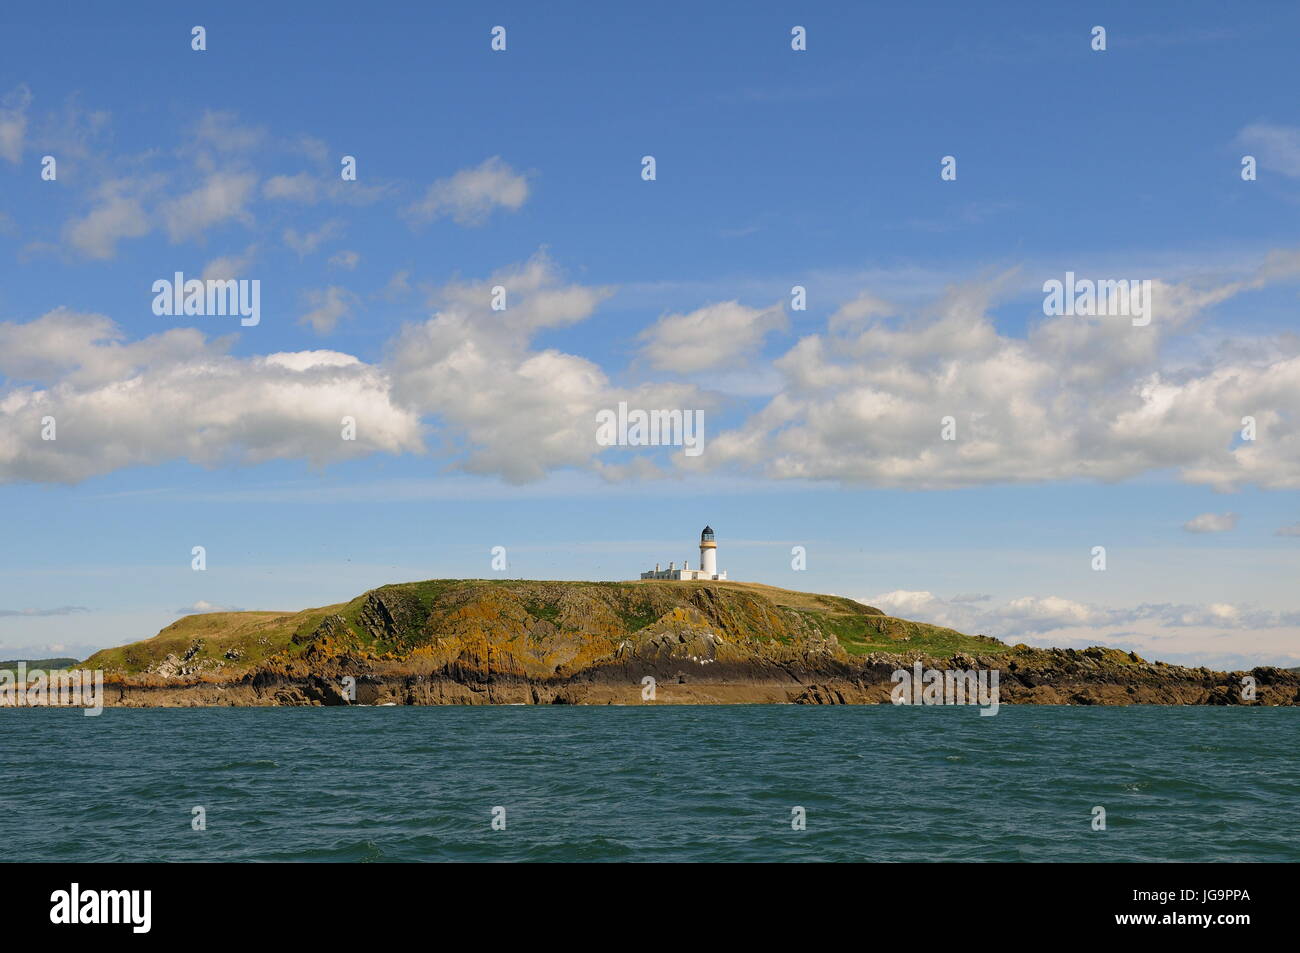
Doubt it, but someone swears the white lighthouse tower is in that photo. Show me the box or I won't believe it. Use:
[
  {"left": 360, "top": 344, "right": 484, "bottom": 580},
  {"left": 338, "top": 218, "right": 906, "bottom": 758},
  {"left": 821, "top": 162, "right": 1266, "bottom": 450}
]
[
  {"left": 640, "top": 526, "right": 727, "bottom": 580},
  {"left": 699, "top": 525, "right": 717, "bottom": 576}
]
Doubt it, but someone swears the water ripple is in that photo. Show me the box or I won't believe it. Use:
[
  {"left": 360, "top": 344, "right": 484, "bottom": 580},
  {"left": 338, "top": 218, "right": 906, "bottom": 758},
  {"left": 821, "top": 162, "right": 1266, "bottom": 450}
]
[{"left": 1, "top": 706, "right": 1297, "bottom": 862}]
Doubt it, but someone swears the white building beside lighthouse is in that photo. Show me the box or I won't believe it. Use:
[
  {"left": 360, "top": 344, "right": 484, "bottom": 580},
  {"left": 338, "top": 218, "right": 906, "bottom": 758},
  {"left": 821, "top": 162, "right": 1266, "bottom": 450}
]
[{"left": 640, "top": 526, "right": 728, "bottom": 581}]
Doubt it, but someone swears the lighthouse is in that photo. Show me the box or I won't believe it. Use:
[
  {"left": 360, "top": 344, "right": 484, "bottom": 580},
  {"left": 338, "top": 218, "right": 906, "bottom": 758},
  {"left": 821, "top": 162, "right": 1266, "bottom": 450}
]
[
  {"left": 640, "top": 526, "right": 728, "bottom": 580},
  {"left": 699, "top": 525, "right": 717, "bottom": 576}
]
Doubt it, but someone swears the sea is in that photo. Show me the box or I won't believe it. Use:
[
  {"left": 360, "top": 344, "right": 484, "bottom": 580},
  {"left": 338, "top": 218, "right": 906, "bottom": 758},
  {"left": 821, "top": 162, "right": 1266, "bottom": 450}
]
[{"left": 2, "top": 705, "right": 1296, "bottom": 862}]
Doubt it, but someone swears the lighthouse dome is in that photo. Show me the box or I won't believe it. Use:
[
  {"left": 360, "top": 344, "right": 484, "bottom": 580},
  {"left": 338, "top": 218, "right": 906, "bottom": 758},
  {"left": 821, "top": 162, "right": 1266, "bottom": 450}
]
[{"left": 701, "top": 526, "right": 715, "bottom": 541}]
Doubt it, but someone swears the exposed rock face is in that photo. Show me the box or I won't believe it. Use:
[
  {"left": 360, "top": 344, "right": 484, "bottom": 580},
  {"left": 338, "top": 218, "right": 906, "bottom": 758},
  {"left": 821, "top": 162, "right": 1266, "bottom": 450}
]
[
  {"left": 356, "top": 589, "right": 425, "bottom": 645},
  {"left": 790, "top": 685, "right": 852, "bottom": 705},
  {"left": 79, "top": 579, "right": 1300, "bottom": 708}
]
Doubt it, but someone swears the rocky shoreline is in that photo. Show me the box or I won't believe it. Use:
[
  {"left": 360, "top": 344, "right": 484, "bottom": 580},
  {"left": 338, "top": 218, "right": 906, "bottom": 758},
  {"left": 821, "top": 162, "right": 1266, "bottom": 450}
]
[{"left": 93, "top": 648, "right": 1300, "bottom": 707}]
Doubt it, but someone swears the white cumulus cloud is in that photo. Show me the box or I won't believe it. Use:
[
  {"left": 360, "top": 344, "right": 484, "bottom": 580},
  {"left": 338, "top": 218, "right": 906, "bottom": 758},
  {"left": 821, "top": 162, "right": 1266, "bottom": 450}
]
[
  {"left": 161, "top": 171, "right": 257, "bottom": 242},
  {"left": 0, "top": 84, "right": 33, "bottom": 163},
  {"left": 1183, "top": 512, "right": 1239, "bottom": 533},
  {"left": 403, "top": 157, "right": 529, "bottom": 227},
  {"left": 0, "top": 310, "right": 423, "bottom": 484},
  {"left": 298, "top": 286, "right": 358, "bottom": 335},
  {"left": 691, "top": 253, "right": 1300, "bottom": 491},
  {"left": 64, "top": 181, "right": 152, "bottom": 259},
  {"left": 638, "top": 300, "right": 787, "bottom": 373},
  {"left": 388, "top": 253, "right": 708, "bottom": 483}
]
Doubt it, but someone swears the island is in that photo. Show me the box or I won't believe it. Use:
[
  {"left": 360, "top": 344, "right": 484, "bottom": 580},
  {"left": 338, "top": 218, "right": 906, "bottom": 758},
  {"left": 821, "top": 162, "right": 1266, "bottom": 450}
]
[{"left": 80, "top": 578, "right": 1299, "bottom": 707}]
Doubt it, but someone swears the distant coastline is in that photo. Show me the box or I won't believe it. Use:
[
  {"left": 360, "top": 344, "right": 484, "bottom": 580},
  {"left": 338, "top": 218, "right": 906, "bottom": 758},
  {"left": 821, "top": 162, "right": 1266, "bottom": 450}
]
[{"left": 0, "top": 657, "right": 77, "bottom": 677}]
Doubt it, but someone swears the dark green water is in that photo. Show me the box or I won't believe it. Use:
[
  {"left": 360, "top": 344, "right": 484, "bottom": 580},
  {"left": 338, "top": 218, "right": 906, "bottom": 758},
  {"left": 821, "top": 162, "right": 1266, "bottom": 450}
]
[{"left": 2, "top": 706, "right": 1296, "bottom": 862}]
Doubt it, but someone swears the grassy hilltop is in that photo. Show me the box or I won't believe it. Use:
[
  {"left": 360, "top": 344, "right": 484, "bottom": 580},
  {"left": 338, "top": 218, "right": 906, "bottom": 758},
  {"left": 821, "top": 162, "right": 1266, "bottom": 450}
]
[{"left": 84, "top": 578, "right": 1002, "bottom": 677}]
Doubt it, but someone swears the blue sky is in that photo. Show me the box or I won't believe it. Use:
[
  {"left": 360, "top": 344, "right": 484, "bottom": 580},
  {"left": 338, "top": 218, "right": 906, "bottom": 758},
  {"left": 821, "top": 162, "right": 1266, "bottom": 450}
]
[{"left": 2, "top": 1, "right": 1299, "bottom": 668}]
